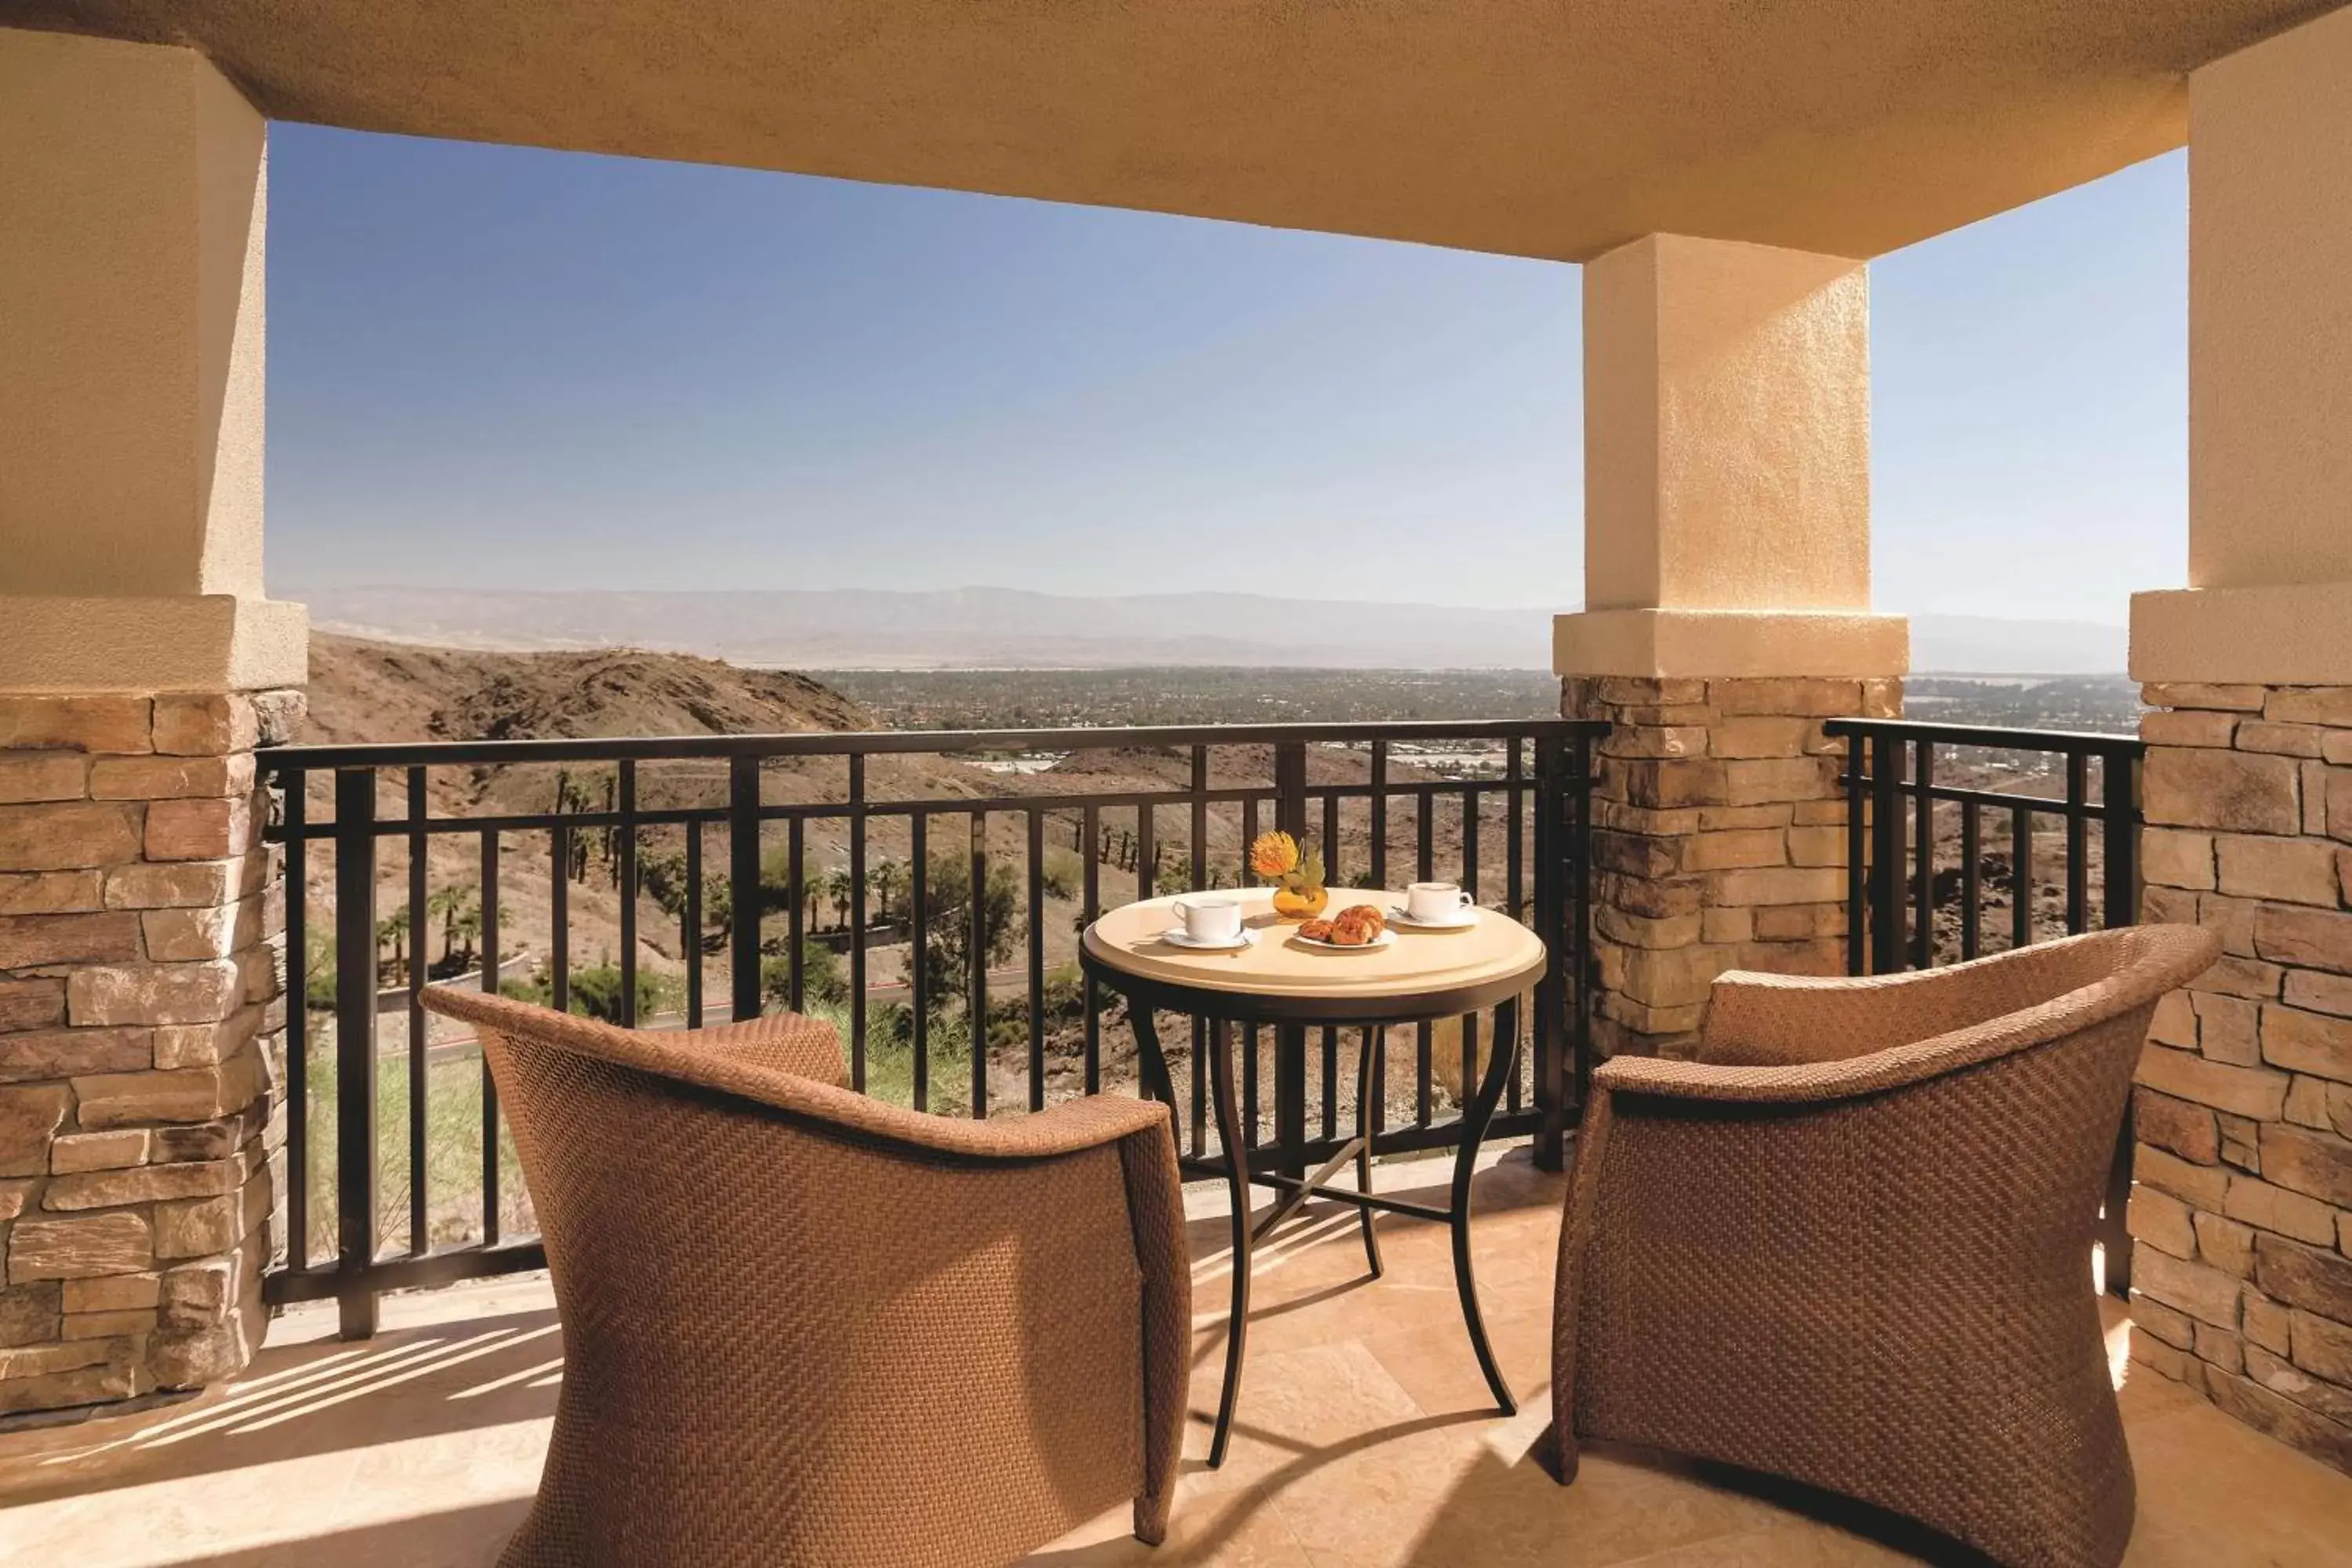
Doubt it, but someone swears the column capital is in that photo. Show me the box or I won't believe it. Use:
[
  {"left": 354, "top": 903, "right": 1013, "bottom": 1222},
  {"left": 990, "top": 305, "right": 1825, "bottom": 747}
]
[
  {"left": 1553, "top": 608, "right": 1906, "bottom": 680},
  {"left": 0, "top": 596, "right": 307, "bottom": 694}
]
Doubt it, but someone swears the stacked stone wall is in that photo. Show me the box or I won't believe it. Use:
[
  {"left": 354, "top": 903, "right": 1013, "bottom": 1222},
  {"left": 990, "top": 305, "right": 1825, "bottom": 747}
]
[
  {"left": 2129, "top": 681, "right": 2352, "bottom": 1473},
  {"left": 0, "top": 690, "right": 299, "bottom": 1414},
  {"left": 1563, "top": 675, "right": 1900, "bottom": 1060}
]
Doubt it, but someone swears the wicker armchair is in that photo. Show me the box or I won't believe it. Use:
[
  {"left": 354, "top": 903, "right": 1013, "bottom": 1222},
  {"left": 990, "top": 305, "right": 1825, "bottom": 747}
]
[
  {"left": 419, "top": 988, "right": 1189, "bottom": 1568},
  {"left": 1552, "top": 924, "right": 2220, "bottom": 1568}
]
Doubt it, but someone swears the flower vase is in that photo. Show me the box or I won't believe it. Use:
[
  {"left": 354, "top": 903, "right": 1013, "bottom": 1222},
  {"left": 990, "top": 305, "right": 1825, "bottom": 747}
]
[{"left": 1271, "top": 883, "right": 1329, "bottom": 921}]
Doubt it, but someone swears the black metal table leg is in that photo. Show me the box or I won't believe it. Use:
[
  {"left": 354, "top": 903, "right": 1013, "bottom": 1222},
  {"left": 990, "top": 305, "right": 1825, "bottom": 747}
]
[
  {"left": 1207, "top": 1017, "right": 1250, "bottom": 1469},
  {"left": 1450, "top": 997, "right": 1519, "bottom": 1416},
  {"left": 1356, "top": 1027, "right": 1383, "bottom": 1277}
]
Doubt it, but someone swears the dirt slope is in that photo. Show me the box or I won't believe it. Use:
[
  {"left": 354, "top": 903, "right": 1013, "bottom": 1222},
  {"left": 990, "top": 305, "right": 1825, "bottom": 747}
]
[{"left": 302, "top": 633, "right": 871, "bottom": 748}]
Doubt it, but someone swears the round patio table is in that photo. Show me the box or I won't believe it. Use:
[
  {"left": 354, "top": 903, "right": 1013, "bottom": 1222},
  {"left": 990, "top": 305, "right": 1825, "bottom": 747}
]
[{"left": 1080, "top": 888, "right": 1547, "bottom": 1467}]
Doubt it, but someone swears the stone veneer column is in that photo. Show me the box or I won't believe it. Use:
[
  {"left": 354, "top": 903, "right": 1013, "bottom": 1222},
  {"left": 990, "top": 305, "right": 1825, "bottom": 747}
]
[
  {"left": 2127, "top": 684, "right": 2352, "bottom": 1471},
  {"left": 0, "top": 30, "right": 308, "bottom": 1414},
  {"left": 2121, "top": 6, "right": 2352, "bottom": 1474},
  {"left": 0, "top": 689, "right": 302, "bottom": 1411},
  {"left": 1561, "top": 234, "right": 1906, "bottom": 1059},
  {"left": 1570, "top": 674, "right": 1899, "bottom": 1058}
]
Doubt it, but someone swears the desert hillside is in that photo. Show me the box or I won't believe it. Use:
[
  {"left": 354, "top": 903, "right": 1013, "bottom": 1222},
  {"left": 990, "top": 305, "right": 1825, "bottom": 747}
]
[{"left": 302, "top": 632, "right": 871, "bottom": 748}]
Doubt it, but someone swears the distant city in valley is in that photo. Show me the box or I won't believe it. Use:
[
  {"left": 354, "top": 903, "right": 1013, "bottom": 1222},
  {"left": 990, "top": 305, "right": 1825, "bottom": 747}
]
[{"left": 829, "top": 667, "right": 2145, "bottom": 736}]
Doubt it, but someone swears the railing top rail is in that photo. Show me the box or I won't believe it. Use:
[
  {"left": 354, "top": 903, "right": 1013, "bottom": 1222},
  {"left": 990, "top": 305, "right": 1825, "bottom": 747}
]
[
  {"left": 260, "top": 717, "right": 1609, "bottom": 773},
  {"left": 1822, "top": 716, "right": 2143, "bottom": 753}
]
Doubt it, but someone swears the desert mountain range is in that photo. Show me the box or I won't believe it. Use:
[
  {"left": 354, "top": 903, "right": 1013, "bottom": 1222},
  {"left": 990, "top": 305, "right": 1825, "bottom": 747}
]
[{"left": 293, "top": 586, "right": 2129, "bottom": 675}]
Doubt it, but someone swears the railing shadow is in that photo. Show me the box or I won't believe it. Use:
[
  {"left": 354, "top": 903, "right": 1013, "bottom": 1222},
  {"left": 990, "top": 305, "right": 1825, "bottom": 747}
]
[
  {"left": 0, "top": 1306, "right": 563, "bottom": 1511},
  {"left": 134, "top": 1500, "right": 532, "bottom": 1568}
]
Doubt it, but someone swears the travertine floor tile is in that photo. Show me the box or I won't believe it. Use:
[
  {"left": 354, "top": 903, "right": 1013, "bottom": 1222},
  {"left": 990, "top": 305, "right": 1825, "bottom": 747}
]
[{"left": 1, "top": 1154, "right": 2347, "bottom": 1568}]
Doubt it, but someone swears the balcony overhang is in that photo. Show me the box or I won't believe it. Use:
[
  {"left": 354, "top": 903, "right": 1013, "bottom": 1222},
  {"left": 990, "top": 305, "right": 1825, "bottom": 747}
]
[{"left": 3, "top": 0, "right": 2342, "bottom": 261}]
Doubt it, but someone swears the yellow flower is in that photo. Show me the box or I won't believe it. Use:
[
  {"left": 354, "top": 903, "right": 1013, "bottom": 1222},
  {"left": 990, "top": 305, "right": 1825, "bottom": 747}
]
[{"left": 1249, "top": 830, "right": 1299, "bottom": 879}]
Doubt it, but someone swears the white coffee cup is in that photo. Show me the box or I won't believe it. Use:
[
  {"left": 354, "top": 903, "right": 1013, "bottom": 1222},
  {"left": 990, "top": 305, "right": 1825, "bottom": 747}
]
[
  {"left": 1171, "top": 895, "right": 1243, "bottom": 943},
  {"left": 1406, "top": 881, "right": 1474, "bottom": 924}
]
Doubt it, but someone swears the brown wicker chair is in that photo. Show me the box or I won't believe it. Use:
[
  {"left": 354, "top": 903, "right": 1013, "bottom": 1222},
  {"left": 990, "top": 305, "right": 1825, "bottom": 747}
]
[
  {"left": 1551, "top": 924, "right": 2220, "bottom": 1568},
  {"left": 419, "top": 987, "right": 1189, "bottom": 1568}
]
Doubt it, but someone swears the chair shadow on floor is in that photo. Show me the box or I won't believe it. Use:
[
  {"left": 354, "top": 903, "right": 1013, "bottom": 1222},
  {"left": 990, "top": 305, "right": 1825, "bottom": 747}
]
[{"left": 0, "top": 1305, "right": 565, "bottom": 1512}]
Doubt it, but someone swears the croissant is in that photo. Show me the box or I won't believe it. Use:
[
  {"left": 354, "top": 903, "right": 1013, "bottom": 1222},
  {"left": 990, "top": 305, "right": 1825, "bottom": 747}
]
[{"left": 1298, "top": 919, "right": 1336, "bottom": 942}]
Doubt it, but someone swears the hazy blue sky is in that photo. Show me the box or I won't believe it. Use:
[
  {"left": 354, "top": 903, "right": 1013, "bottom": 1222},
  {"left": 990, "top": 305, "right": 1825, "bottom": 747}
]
[{"left": 268, "top": 126, "right": 2187, "bottom": 624}]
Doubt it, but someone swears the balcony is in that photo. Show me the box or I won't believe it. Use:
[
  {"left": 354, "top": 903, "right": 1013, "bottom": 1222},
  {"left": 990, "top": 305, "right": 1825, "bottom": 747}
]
[
  {"left": 7, "top": 3, "right": 2352, "bottom": 1555},
  {"left": 2, "top": 713, "right": 2344, "bottom": 1563}
]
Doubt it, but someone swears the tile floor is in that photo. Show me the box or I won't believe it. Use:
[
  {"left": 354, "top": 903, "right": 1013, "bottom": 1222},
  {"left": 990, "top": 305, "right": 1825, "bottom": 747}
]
[{"left": 1, "top": 1149, "right": 2347, "bottom": 1566}]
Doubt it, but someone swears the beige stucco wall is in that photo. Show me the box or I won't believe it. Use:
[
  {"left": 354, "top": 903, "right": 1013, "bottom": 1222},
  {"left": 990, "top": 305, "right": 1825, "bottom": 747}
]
[
  {"left": 1563, "top": 234, "right": 1900, "bottom": 680},
  {"left": 1555, "top": 609, "right": 1907, "bottom": 681},
  {"left": 2187, "top": 4, "right": 2352, "bottom": 592},
  {"left": 0, "top": 27, "right": 267, "bottom": 601},
  {"left": 2130, "top": 5, "right": 2352, "bottom": 684},
  {"left": 1583, "top": 236, "right": 1871, "bottom": 614},
  {"left": 0, "top": 29, "right": 302, "bottom": 692}
]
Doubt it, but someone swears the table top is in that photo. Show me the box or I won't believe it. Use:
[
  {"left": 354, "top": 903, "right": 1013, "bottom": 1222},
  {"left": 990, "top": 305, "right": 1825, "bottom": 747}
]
[{"left": 1081, "top": 887, "right": 1546, "bottom": 1008}]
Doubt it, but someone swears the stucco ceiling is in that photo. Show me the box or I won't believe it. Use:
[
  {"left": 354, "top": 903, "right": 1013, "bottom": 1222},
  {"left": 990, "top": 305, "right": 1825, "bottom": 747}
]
[{"left": 5, "top": 1, "right": 2343, "bottom": 260}]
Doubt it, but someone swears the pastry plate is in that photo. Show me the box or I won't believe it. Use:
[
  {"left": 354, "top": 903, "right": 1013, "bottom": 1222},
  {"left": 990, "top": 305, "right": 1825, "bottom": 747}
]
[{"left": 1290, "top": 927, "right": 1397, "bottom": 953}]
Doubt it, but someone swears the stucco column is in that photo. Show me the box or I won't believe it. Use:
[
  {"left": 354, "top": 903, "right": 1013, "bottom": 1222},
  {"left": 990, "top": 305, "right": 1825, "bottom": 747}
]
[
  {"left": 2123, "top": 6, "right": 2352, "bottom": 1477},
  {"left": 1560, "top": 235, "right": 1906, "bottom": 1059},
  {"left": 0, "top": 29, "right": 303, "bottom": 1415}
]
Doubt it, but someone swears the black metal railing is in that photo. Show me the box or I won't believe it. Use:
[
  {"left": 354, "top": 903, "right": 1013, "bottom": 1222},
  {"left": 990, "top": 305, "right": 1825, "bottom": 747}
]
[
  {"left": 1826, "top": 717, "right": 2145, "bottom": 1294},
  {"left": 261, "top": 720, "right": 1603, "bottom": 1335}
]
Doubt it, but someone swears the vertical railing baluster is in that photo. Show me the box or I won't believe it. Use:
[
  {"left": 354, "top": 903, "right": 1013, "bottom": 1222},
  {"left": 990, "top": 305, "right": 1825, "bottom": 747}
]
[
  {"left": 1506, "top": 739, "right": 1525, "bottom": 1116},
  {"left": 1273, "top": 742, "right": 1308, "bottom": 1179},
  {"left": 1370, "top": 739, "right": 1388, "bottom": 887},
  {"left": 405, "top": 768, "right": 426, "bottom": 1258},
  {"left": 1843, "top": 727, "right": 1867, "bottom": 975},
  {"left": 912, "top": 811, "right": 930, "bottom": 1112},
  {"left": 616, "top": 760, "right": 637, "bottom": 1027},
  {"left": 2098, "top": 740, "right": 2143, "bottom": 1298},
  {"left": 1911, "top": 741, "right": 1935, "bottom": 970},
  {"left": 969, "top": 810, "right": 987, "bottom": 1120},
  {"left": 1240, "top": 794, "right": 1259, "bottom": 1148},
  {"left": 1570, "top": 729, "right": 1595, "bottom": 1123},
  {"left": 1190, "top": 750, "right": 1209, "bottom": 1159},
  {"left": 1868, "top": 732, "right": 1903, "bottom": 973},
  {"left": 1415, "top": 786, "right": 1433, "bottom": 1126},
  {"left": 2101, "top": 745, "right": 2142, "bottom": 933},
  {"left": 1960, "top": 800, "right": 1983, "bottom": 961},
  {"left": 684, "top": 822, "right": 703, "bottom": 1027},
  {"left": 1082, "top": 803, "right": 1101, "bottom": 1095},
  {"left": 550, "top": 822, "right": 571, "bottom": 1014},
  {"left": 786, "top": 816, "right": 804, "bottom": 1013},
  {"left": 2064, "top": 750, "right": 2089, "bottom": 935},
  {"left": 479, "top": 829, "right": 501, "bottom": 1247},
  {"left": 849, "top": 754, "right": 868, "bottom": 1089},
  {"left": 1027, "top": 807, "right": 1045, "bottom": 1112},
  {"left": 332, "top": 768, "right": 379, "bottom": 1339},
  {"left": 283, "top": 771, "right": 309, "bottom": 1272},
  {"left": 1460, "top": 783, "right": 1479, "bottom": 1115},
  {"left": 727, "top": 756, "right": 760, "bottom": 1023},
  {"left": 2013, "top": 802, "right": 2034, "bottom": 951},
  {"left": 1321, "top": 782, "right": 1341, "bottom": 1139},
  {"left": 1533, "top": 735, "right": 1566, "bottom": 1171}
]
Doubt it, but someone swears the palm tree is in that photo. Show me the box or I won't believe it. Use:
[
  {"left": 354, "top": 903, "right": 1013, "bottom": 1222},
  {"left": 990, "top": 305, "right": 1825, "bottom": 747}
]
[
  {"left": 375, "top": 909, "right": 410, "bottom": 986},
  {"left": 427, "top": 884, "right": 479, "bottom": 969},
  {"left": 870, "top": 858, "right": 907, "bottom": 925}
]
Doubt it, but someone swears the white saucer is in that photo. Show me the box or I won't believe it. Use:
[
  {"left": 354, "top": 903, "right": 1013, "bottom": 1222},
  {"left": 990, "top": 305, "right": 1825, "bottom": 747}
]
[
  {"left": 1159, "top": 926, "right": 1257, "bottom": 952},
  {"left": 1291, "top": 927, "right": 1397, "bottom": 953},
  {"left": 1387, "top": 906, "right": 1479, "bottom": 931}
]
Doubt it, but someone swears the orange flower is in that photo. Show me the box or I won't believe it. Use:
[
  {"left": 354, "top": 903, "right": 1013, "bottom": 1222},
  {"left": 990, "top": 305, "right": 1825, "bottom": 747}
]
[{"left": 1249, "top": 830, "right": 1299, "bottom": 879}]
